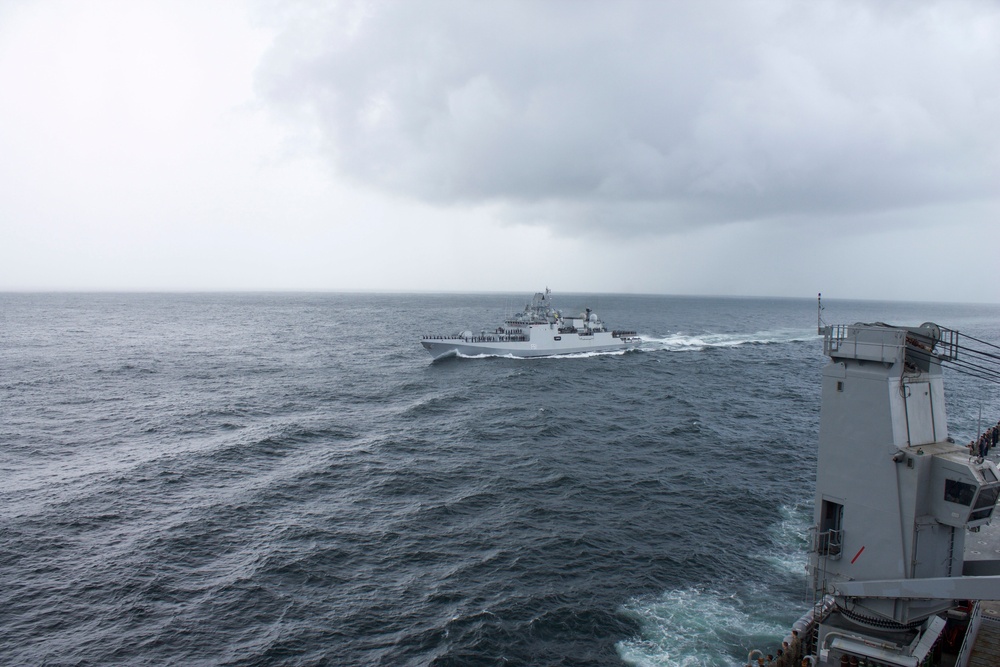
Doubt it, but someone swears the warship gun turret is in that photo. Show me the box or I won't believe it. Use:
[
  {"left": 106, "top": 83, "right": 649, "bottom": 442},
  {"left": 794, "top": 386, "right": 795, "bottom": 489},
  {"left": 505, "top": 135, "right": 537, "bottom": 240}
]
[{"left": 420, "top": 289, "right": 641, "bottom": 359}]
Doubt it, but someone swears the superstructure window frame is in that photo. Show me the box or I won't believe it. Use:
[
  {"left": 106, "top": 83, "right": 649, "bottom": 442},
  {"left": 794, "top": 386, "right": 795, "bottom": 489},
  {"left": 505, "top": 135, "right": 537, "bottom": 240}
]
[
  {"left": 944, "top": 479, "right": 976, "bottom": 507},
  {"left": 970, "top": 485, "right": 1000, "bottom": 522}
]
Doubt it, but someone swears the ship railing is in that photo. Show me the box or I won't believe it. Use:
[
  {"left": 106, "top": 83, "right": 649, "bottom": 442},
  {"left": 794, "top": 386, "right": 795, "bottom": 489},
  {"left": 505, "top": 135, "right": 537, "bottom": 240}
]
[
  {"left": 823, "top": 323, "right": 960, "bottom": 361},
  {"left": 815, "top": 528, "right": 843, "bottom": 560},
  {"left": 953, "top": 600, "right": 982, "bottom": 667},
  {"left": 746, "top": 595, "right": 832, "bottom": 667},
  {"left": 936, "top": 326, "right": 960, "bottom": 361},
  {"left": 463, "top": 336, "right": 528, "bottom": 343},
  {"left": 423, "top": 334, "right": 528, "bottom": 342},
  {"left": 504, "top": 318, "right": 549, "bottom": 325},
  {"left": 824, "top": 324, "right": 847, "bottom": 354}
]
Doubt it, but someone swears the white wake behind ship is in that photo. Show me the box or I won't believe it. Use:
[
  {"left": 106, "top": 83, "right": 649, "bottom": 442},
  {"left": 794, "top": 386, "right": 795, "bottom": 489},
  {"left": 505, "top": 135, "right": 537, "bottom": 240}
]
[{"left": 421, "top": 289, "right": 641, "bottom": 360}]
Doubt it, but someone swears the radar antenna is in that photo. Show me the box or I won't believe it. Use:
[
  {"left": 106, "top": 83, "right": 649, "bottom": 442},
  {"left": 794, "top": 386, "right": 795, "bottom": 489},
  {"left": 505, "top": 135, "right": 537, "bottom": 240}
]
[{"left": 816, "top": 292, "right": 827, "bottom": 334}]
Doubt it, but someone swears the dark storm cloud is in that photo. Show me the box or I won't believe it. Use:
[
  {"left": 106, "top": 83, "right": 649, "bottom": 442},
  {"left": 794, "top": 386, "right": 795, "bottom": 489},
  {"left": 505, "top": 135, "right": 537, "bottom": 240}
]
[{"left": 258, "top": 0, "right": 1000, "bottom": 235}]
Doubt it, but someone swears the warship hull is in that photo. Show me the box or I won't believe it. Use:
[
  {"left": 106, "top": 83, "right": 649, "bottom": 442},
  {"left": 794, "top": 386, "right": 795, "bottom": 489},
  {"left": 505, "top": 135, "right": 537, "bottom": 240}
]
[
  {"left": 421, "top": 289, "right": 641, "bottom": 360},
  {"left": 421, "top": 331, "right": 641, "bottom": 359}
]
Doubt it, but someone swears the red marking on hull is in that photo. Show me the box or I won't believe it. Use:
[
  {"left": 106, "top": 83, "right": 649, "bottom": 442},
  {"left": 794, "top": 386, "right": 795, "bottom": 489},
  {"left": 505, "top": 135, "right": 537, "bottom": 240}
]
[{"left": 851, "top": 546, "right": 865, "bottom": 564}]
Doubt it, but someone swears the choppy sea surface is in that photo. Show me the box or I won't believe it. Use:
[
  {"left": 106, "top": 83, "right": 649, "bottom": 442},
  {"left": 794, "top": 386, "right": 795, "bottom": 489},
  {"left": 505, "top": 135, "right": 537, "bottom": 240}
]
[{"left": 3, "top": 293, "right": 999, "bottom": 666}]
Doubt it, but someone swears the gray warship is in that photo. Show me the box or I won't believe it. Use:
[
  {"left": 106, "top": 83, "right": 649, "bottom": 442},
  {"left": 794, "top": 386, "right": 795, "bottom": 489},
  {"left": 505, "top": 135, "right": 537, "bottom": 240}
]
[
  {"left": 747, "top": 298, "right": 1000, "bottom": 666},
  {"left": 420, "top": 289, "right": 641, "bottom": 360}
]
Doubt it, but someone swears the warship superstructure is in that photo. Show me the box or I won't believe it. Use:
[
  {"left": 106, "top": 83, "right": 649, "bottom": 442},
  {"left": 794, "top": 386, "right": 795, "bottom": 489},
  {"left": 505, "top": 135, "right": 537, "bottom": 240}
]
[
  {"left": 421, "top": 289, "right": 641, "bottom": 359},
  {"left": 749, "top": 305, "right": 1000, "bottom": 666}
]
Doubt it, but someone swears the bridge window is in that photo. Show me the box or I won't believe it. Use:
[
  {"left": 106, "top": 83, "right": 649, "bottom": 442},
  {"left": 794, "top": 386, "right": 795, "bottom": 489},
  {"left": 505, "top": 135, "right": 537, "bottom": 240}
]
[
  {"left": 970, "top": 486, "right": 1000, "bottom": 522},
  {"left": 944, "top": 479, "right": 976, "bottom": 506}
]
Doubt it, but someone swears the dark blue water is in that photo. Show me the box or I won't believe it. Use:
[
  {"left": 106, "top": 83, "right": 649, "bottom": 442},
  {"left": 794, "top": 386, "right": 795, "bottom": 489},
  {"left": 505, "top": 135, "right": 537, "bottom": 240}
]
[{"left": 3, "top": 293, "right": 999, "bottom": 666}]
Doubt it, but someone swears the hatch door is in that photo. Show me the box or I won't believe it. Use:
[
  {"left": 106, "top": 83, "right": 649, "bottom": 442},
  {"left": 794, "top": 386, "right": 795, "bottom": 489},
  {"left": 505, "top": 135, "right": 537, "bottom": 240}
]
[{"left": 905, "top": 381, "right": 935, "bottom": 445}]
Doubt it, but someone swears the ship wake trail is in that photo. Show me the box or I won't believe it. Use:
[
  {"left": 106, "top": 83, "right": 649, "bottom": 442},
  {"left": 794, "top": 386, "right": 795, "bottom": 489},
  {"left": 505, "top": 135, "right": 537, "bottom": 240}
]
[
  {"left": 641, "top": 329, "right": 817, "bottom": 352},
  {"left": 616, "top": 506, "right": 812, "bottom": 666},
  {"left": 616, "top": 587, "right": 790, "bottom": 667}
]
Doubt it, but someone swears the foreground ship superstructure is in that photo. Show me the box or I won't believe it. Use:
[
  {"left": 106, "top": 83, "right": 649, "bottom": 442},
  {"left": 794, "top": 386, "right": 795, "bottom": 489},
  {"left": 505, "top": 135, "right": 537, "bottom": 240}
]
[
  {"left": 750, "top": 319, "right": 1000, "bottom": 666},
  {"left": 421, "top": 289, "right": 641, "bottom": 359}
]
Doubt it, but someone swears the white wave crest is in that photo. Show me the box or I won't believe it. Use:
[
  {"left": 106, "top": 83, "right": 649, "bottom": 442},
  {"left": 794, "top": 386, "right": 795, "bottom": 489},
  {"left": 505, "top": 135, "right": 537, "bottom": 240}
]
[
  {"left": 753, "top": 503, "right": 812, "bottom": 576},
  {"left": 640, "top": 329, "right": 817, "bottom": 352},
  {"left": 616, "top": 587, "right": 789, "bottom": 666}
]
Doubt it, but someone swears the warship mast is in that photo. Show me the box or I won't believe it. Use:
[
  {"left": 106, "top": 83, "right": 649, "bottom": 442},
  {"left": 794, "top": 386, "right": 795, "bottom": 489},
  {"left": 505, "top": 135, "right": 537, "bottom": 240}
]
[{"left": 802, "top": 321, "right": 1000, "bottom": 665}]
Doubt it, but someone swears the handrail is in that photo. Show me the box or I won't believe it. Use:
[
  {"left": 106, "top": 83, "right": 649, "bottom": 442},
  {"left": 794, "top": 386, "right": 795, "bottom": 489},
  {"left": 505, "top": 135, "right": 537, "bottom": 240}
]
[
  {"left": 422, "top": 334, "right": 530, "bottom": 343},
  {"left": 954, "top": 600, "right": 982, "bottom": 667},
  {"left": 816, "top": 528, "right": 843, "bottom": 560}
]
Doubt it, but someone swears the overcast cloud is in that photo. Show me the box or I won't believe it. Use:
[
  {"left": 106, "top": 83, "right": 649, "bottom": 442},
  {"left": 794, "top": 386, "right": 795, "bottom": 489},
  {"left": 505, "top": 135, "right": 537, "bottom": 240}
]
[
  {"left": 1, "top": 0, "right": 999, "bottom": 301},
  {"left": 258, "top": 0, "right": 1000, "bottom": 235}
]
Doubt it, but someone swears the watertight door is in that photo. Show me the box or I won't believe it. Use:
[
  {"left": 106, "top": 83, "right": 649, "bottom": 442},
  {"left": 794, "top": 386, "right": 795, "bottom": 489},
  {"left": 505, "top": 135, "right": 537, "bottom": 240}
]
[{"left": 905, "top": 381, "right": 935, "bottom": 446}]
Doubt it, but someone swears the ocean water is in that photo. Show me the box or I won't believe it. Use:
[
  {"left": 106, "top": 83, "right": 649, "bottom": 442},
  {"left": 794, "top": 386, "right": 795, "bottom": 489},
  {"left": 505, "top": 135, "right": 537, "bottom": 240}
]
[{"left": 2, "top": 292, "right": 999, "bottom": 666}]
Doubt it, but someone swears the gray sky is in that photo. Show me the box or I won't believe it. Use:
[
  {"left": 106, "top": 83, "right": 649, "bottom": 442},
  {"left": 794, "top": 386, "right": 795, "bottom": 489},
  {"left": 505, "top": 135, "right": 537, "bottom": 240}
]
[{"left": 2, "top": 0, "right": 998, "bottom": 302}]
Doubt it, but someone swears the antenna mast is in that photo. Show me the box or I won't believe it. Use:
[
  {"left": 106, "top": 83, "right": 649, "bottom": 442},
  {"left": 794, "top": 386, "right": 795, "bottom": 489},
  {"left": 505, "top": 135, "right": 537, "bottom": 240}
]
[{"left": 816, "top": 293, "right": 826, "bottom": 334}]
